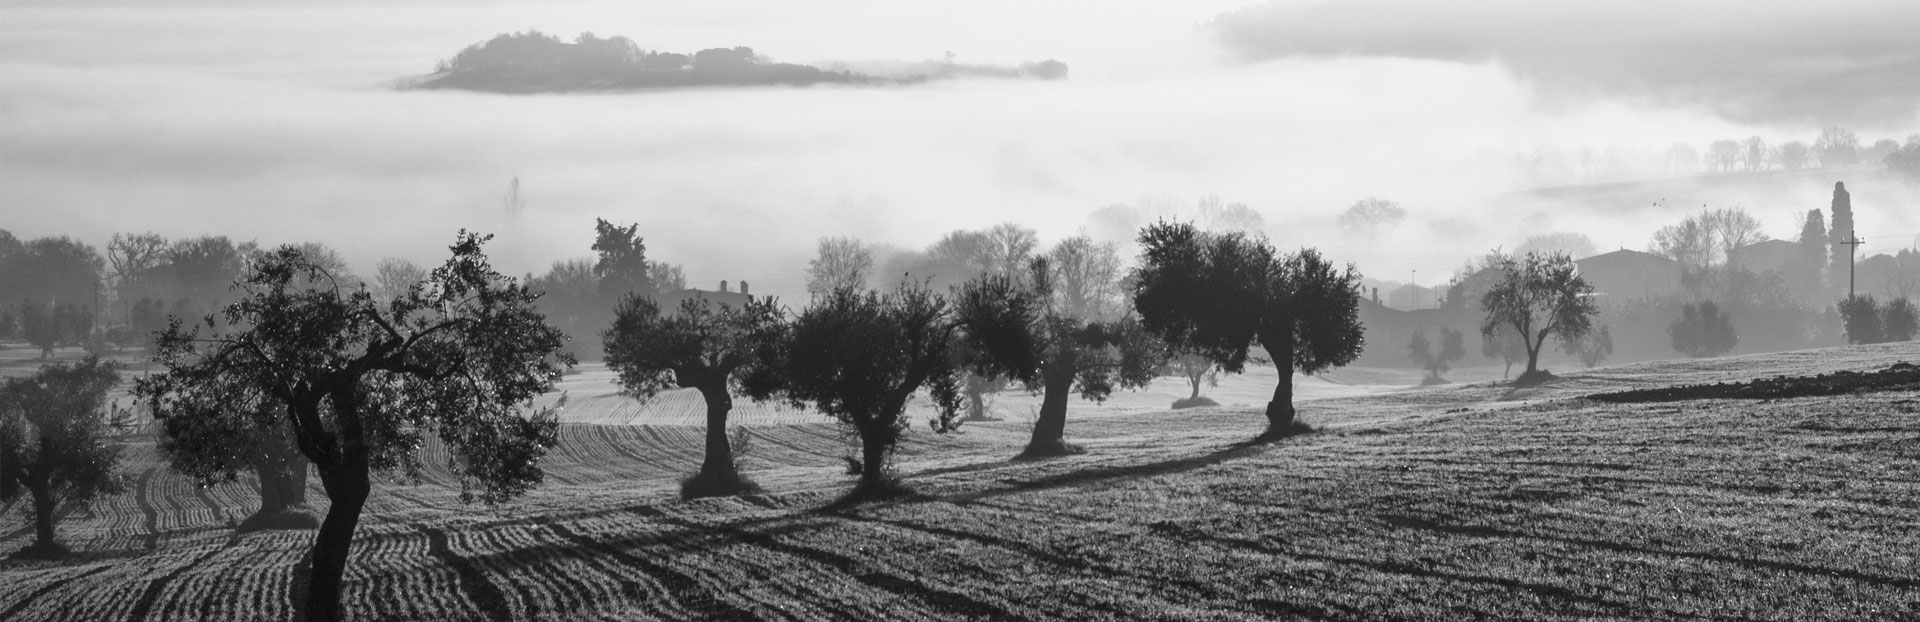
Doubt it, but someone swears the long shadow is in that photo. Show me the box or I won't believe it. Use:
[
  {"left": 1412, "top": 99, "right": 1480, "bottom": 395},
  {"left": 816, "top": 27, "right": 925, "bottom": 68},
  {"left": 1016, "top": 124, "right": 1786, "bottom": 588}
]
[
  {"left": 934, "top": 435, "right": 1291, "bottom": 505},
  {"left": 1382, "top": 515, "right": 1920, "bottom": 589}
]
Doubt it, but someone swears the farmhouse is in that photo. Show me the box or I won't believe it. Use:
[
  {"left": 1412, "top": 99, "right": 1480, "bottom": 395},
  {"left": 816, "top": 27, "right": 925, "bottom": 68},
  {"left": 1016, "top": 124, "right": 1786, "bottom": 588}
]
[
  {"left": 1727, "top": 239, "right": 1800, "bottom": 275},
  {"left": 653, "top": 280, "right": 754, "bottom": 310},
  {"left": 1574, "top": 249, "right": 1681, "bottom": 300}
]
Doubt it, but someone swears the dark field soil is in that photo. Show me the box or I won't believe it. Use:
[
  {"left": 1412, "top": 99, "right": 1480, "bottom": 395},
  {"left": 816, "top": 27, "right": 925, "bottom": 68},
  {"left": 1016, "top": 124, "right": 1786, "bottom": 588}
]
[{"left": 2, "top": 342, "right": 1917, "bottom": 621}]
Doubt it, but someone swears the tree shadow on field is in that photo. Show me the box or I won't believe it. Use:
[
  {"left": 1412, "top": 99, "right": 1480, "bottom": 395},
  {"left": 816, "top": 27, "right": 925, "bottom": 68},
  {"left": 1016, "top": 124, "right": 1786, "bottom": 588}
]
[{"left": 933, "top": 435, "right": 1298, "bottom": 505}]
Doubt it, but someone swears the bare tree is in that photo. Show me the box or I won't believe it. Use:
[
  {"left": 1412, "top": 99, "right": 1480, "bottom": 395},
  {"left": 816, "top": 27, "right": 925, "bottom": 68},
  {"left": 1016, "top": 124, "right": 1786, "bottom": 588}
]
[
  {"left": 371, "top": 258, "right": 427, "bottom": 303},
  {"left": 805, "top": 236, "right": 872, "bottom": 299},
  {"left": 1705, "top": 140, "right": 1741, "bottom": 172}
]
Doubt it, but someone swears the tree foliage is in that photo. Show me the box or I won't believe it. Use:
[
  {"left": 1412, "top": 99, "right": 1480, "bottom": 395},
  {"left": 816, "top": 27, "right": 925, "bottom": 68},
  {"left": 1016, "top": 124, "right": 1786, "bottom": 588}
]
[
  {"left": 135, "top": 231, "right": 571, "bottom": 622},
  {"left": 751, "top": 283, "right": 967, "bottom": 493},
  {"left": 1132, "top": 222, "right": 1363, "bottom": 437},
  {"left": 0, "top": 356, "right": 125, "bottom": 558},
  {"left": 1562, "top": 324, "right": 1614, "bottom": 368},
  {"left": 1670, "top": 300, "right": 1738, "bottom": 357},
  {"left": 1408, "top": 328, "right": 1466, "bottom": 383},
  {"left": 1477, "top": 251, "right": 1599, "bottom": 382},
  {"left": 805, "top": 236, "right": 873, "bottom": 299},
  {"left": 952, "top": 252, "right": 1159, "bottom": 457},
  {"left": 603, "top": 293, "right": 785, "bottom": 498}
]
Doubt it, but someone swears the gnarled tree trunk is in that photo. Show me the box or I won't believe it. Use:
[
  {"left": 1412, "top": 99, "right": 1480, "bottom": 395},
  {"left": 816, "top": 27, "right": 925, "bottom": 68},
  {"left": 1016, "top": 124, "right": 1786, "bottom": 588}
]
[
  {"left": 1262, "top": 328, "right": 1297, "bottom": 439},
  {"left": 1023, "top": 364, "right": 1077, "bottom": 457}
]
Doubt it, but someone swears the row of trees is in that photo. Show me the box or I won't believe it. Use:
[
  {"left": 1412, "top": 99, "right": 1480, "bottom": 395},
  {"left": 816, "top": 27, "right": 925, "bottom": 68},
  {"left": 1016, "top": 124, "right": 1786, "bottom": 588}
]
[
  {"left": 1507, "top": 130, "right": 1920, "bottom": 184},
  {"left": 97, "top": 221, "right": 1381, "bottom": 620}
]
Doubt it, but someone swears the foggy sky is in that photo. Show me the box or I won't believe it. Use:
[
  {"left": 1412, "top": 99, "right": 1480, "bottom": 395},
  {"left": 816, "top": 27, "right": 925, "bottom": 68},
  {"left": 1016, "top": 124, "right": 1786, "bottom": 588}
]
[
  {"left": 1212, "top": 0, "right": 1920, "bottom": 128},
  {"left": 3, "top": 1, "right": 1916, "bottom": 301}
]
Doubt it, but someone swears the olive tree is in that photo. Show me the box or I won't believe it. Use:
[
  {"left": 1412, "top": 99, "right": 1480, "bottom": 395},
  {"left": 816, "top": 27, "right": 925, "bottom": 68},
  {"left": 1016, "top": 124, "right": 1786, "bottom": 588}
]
[
  {"left": 1408, "top": 328, "right": 1466, "bottom": 384},
  {"left": 135, "top": 232, "right": 571, "bottom": 622},
  {"left": 1132, "top": 222, "right": 1364, "bottom": 439},
  {"left": 1478, "top": 250, "right": 1599, "bottom": 383},
  {"left": 751, "top": 281, "right": 1031, "bottom": 496},
  {"left": 953, "top": 253, "right": 1158, "bottom": 459},
  {"left": 603, "top": 294, "right": 784, "bottom": 498},
  {"left": 0, "top": 356, "right": 125, "bottom": 559},
  {"left": 147, "top": 370, "right": 314, "bottom": 531}
]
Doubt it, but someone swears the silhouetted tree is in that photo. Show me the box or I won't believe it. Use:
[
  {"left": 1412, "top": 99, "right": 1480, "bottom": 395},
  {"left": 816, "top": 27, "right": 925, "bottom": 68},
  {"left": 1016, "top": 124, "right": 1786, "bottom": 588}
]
[
  {"left": 750, "top": 283, "right": 968, "bottom": 495},
  {"left": 805, "top": 236, "right": 873, "bottom": 299},
  {"left": 648, "top": 261, "right": 688, "bottom": 292},
  {"left": 1132, "top": 222, "right": 1364, "bottom": 438},
  {"left": 0, "top": 356, "right": 124, "bottom": 559},
  {"left": 1777, "top": 141, "right": 1812, "bottom": 170},
  {"left": 1337, "top": 197, "right": 1406, "bottom": 237},
  {"left": 603, "top": 294, "right": 784, "bottom": 498},
  {"left": 1670, "top": 300, "right": 1738, "bottom": 357},
  {"left": 1160, "top": 352, "right": 1220, "bottom": 404},
  {"left": 1887, "top": 135, "right": 1920, "bottom": 178},
  {"left": 136, "top": 232, "right": 570, "bottom": 622},
  {"left": 147, "top": 373, "right": 313, "bottom": 531},
  {"left": 370, "top": 258, "right": 428, "bottom": 303},
  {"left": 1408, "top": 328, "right": 1466, "bottom": 384},
  {"left": 1814, "top": 127, "right": 1861, "bottom": 167},
  {"left": 1786, "top": 210, "right": 1830, "bottom": 300},
  {"left": 1828, "top": 182, "right": 1855, "bottom": 296},
  {"left": 107, "top": 232, "right": 170, "bottom": 319},
  {"left": 953, "top": 255, "right": 1158, "bottom": 458},
  {"left": 1837, "top": 296, "right": 1883, "bottom": 344},
  {"left": 1883, "top": 298, "right": 1917, "bottom": 342},
  {"left": 167, "top": 235, "right": 253, "bottom": 312},
  {"left": 1563, "top": 324, "right": 1614, "bottom": 368},
  {"left": 1478, "top": 251, "right": 1598, "bottom": 383},
  {"left": 593, "top": 218, "right": 656, "bottom": 305},
  {"left": 1705, "top": 140, "right": 1741, "bottom": 172}
]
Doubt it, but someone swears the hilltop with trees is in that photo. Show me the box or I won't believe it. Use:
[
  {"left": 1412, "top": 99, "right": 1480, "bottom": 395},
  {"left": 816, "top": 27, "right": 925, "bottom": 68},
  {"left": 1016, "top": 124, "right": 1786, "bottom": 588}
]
[{"left": 411, "top": 31, "right": 1068, "bottom": 93}]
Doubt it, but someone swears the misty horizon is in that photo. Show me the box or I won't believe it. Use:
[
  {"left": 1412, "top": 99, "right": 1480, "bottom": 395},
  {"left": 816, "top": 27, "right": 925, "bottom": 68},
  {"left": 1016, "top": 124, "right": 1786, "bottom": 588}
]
[{"left": 4, "top": 0, "right": 1918, "bottom": 303}]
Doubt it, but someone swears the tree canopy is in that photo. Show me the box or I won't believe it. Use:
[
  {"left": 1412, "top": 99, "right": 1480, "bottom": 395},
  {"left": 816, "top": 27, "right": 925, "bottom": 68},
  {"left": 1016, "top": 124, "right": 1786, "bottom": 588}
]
[
  {"left": 1132, "top": 222, "right": 1363, "bottom": 438},
  {"left": 0, "top": 356, "right": 125, "bottom": 559},
  {"left": 1477, "top": 251, "right": 1599, "bottom": 382},
  {"left": 136, "top": 231, "right": 571, "bottom": 622},
  {"left": 603, "top": 293, "right": 784, "bottom": 497}
]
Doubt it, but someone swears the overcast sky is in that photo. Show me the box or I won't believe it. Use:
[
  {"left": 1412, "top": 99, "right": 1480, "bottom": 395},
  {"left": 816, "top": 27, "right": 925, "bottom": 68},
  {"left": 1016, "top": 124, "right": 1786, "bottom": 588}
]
[{"left": 3, "top": 0, "right": 1916, "bottom": 298}]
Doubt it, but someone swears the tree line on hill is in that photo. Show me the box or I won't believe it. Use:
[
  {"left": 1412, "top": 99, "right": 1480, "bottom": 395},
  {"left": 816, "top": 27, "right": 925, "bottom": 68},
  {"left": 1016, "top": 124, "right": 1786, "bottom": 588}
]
[
  {"left": 1508, "top": 128, "right": 1920, "bottom": 184},
  {"left": 4, "top": 197, "right": 1907, "bottom": 619},
  {"left": 413, "top": 30, "right": 1068, "bottom": 93}
]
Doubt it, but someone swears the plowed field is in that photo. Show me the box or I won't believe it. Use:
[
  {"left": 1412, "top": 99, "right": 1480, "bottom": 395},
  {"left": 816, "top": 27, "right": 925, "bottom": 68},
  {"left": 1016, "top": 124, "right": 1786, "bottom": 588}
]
[{"left": 3, "top": 343, "right": 1916, "bottom": 621}]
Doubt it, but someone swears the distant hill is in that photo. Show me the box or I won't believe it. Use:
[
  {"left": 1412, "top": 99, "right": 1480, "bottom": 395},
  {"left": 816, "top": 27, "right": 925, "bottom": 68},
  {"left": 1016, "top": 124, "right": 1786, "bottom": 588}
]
[{"left": 406, "top": 31, "right": 1069, "bottom": 93}]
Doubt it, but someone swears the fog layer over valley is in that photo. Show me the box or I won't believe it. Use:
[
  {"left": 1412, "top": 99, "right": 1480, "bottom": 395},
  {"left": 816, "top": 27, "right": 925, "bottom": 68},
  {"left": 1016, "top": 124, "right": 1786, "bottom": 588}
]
[{"left": 8, "top": 1, "right": 1915, "bottom": 300}]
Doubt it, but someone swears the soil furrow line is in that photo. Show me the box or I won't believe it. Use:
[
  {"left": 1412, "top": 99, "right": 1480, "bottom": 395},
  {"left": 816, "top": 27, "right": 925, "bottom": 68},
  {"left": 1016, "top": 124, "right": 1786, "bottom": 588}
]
[
  {"left": 545, "top": 520, "right": 754, "bottom": 620},
  {"left": 416, "top": 524, "right": 514, "bottom": 622},
  {"left": 0, "top": 565, "right": 113, "bottom": 621},
  {"left": 635, "top": 507, "right": 1022, "bottom": 620}
]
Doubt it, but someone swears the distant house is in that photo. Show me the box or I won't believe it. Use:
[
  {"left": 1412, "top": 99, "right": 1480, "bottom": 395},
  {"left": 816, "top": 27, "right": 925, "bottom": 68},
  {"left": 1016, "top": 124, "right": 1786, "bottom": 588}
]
[
  {"left": 1727, "top": 239, "right": 1800, "bottom": 275},
  {"left": 652, "top": 280, "right": 754, "bottom": 311},
  {"left": 1575, "top": 249, "right": 1681, "bottom": 300},
  {"left": 1354, "top": 298, "right": 1483, "bottom": 367}
]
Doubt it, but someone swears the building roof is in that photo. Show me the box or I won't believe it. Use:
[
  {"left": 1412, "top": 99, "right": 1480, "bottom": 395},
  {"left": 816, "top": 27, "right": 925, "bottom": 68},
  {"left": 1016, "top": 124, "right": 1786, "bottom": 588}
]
[
  {"left": 1575, "top": 248, "right": 1676, "bottom": 268},
  {"left": 1727, "top": 239, "right": 1800, "bottom": 274}
]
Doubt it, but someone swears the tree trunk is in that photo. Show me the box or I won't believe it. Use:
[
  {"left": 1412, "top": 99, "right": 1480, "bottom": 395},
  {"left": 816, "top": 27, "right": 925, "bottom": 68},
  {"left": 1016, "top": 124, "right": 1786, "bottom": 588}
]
[
  {"left": 695, "top": 383, "right": 735, "bottom": 478},
  {"left": 1262, "top": 328, "right": 1297, "bottom": 439},
  {"left": 858, "top": 430, "right": 889, "bottom": 491},
  {"left": 256, "top": 460, "right": 309, "bottom": 513},
  {"left": 1188, "top": 373, "right": 1201, "bottom": 400},
  {"left": 967, "top": 390, "right": 986, "bottom": 421},
  {"left": 1024, "top": 365, "right": 1075, "bottom": 456},
  {"left": 305, "top": 456, "right": 369, "bottom": 622},
  {"left": 29, "top": 479, "right": 55, "bottom": 548},
  {"left": 256, "top": 462, "right": 287, "bottom": 514}
]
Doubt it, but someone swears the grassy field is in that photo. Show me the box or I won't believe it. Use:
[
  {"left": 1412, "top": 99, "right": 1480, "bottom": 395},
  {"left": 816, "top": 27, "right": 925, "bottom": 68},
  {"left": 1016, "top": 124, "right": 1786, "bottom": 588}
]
[{"left": 2, "top": 341, "right": 1916, "bottom": 621}]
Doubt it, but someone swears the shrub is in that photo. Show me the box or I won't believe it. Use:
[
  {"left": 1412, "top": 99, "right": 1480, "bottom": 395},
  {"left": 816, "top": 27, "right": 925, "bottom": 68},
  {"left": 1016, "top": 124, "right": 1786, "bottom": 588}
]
[
  {"left": 1883, "top": 298, "right": 1917, "bottom": 342},
  {"left": 1671, "top": 300, "right": 1738, "bottom": 357},
  {"left": 1838, "top": 296, "right": 1884, "bottom": 344}
]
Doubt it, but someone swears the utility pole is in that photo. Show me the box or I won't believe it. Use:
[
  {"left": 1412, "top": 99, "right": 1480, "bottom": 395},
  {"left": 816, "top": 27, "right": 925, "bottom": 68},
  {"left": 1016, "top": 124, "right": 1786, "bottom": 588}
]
[
  {"left": 1410, "top": 269, "right": 1417, "bottom": 310},
  {"left": 1840, "top": 234, "right": 1864, "bottom": 300}
]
